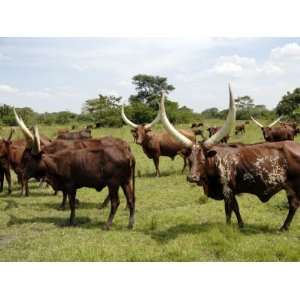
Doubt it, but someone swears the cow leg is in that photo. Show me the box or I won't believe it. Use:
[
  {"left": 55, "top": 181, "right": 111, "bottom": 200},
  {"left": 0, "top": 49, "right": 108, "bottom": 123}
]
[
  {"left": 98, "top": 194, "right": 110, "bottom": 210},
  {"left": 224, "top": 199, "right": 233, "bottom": 225},
  {"left": 153, "top": 157, "right": 160, "bottom": 177},
  {"left": 59, "top": 191, "right": 68, "bottom": 210},
  {"left": 25, "top": 179, "right": 29, "bottom": 197},
  {"left": 103, "top": 186, "right": 120, "bottom": 230},
  {"left": 4, "top": 168, "right": 11, "bottom": 194},
  {"left": 122, "top": 183, "right": 135, "bottom": 229},
  {"left": 181, "top": 157, "right": 187, "bottom": 174},
  {"left": 68, "top": 189, "right": 77, "bottom": 226},
  {"left": 231, "top": 197, "right": 244, "bottom": 228},
  {"left": 280, "top": 195, "right": 299, "bottom": 231},
  {"left": 0, "top": 169, "right": 4, "bottom": 192}
]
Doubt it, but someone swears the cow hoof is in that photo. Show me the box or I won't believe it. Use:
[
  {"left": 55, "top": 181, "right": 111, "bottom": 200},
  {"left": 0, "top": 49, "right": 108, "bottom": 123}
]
[
  {"left": 127, "top": 224, "right": 134, "bottom": 230},
  {"left": 238, "top": 222, "right": 244, "bottom": 228},
  {"left": 279, "top": 226, "right": 288, "bottom": 232},
  {"left": 102, "top": 224, "right": 111, "bottom": 230},
  {"left": 58, "top": 205, "right": 66, "bottom": 211}
]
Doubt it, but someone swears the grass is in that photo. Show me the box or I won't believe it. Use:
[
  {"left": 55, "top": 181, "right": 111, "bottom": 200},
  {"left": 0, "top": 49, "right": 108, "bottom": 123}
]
[{"left": 1, "top": 121, "right": 300, "bottom": 261}]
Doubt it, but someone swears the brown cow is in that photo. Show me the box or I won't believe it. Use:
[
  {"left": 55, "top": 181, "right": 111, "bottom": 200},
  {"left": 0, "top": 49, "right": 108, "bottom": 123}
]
[
  {"left": 251, "top": 116, "right": 297, "bottom": 141},
  {"left": 56, "top": 128, "right": 92, "bottom": 140},
  {"left": 235, "top": 123, "right": 246, "bottom": 135},
  {"left": 0, "top": 128, "right": 15, "bottom": 193},
  {"left": 23, "top": 126, "right": 135, "bottom": 229},
  {"left": 121, "top": 105, "right": 196, "bottom": 176},
  {"left": 160, "top": 85, "right": 300, "bottom": 231},
  {"left": 207, "top": 127, "right": 229, "bottom": 143},
  {"left": 191, "top": 122, "right": 204, "bottom": 128}
]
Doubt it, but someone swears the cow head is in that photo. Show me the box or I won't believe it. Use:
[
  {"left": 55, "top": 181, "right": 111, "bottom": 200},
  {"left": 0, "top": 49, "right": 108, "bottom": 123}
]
[
  {"left": 251, "top": 116, "right": 281, "bottom": 141},
  {"left": 121, "top": 104, "right": 160, "bottom": 145},
  {"left": 0, "top": 128, "right": 15, "bottom": 161},
  {"left": 14, "top": 109, "right": 45, "bottom": 179},
  {"left": 159, "top": 84, "right": 236, "bottom": 188}
]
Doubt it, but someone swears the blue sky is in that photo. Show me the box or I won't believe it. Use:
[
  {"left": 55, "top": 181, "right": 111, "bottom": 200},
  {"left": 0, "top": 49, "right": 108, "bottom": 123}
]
[{"left": 0, "top": 37, "right": 300, "bottom": 113}]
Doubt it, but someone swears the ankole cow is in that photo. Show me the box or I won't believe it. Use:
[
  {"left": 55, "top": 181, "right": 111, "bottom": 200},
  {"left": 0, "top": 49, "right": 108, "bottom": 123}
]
[
  {"left": 14, "top": 110, "right": 129, "bottom": 211},
  {"left": 207, "top": 127, "right": 229, "bottom": 143},
  {"left": 121, "top": 103, "right": 196, "bottom": 176},
  {"left": 21, "top": 126, "right": 135, "bottom": 229},
  {"left": 250, "top": 116, "right": 295, "bottom": 141},
  {"left": 0, "top": 129, "right": 15, "bottom": 194},
  {"left": 160, "top": 85, "right": 300, "bottom": 231}
]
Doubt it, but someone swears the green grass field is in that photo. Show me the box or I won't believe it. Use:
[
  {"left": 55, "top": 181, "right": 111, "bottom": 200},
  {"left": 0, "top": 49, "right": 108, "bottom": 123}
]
[{"left": 0, "top": 121, "right": 300, "bottom": 261}]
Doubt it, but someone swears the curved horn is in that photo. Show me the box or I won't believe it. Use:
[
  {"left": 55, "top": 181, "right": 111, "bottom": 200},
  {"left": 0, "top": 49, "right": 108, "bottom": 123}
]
[
  {"left": 204, "top": 83, "right": 236, "bottom": 146},
  {"left": 159, "top": 92, "right": 193, "bottom": 148},
  {"left": 144, "top": 106, "right": 161, "bottom": 129},
  {"left": 7, "top": 128, "right": 15, "bottom": 141},
  {"left": 250, "top": 115, "right": 264, "bottom": 128},
  {"left": 121, "top": 105, "right": 138, "bottom": 128},
  {"left": 13, "top": 108, "right": 34, "bottom": 144},
  {"left": 32, "top": 126, "right": 41, "bottom": 155},
  {"left": 268, "top": 116, "right": 282, "bottom": 128}
]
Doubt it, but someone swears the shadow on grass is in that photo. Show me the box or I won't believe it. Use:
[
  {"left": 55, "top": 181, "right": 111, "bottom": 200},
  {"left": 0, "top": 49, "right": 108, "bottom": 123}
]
[
  {"left": 146, "top": 222, "right": 214, "bottom": 243},
  {"left": 146, "top": 222, "right": 281, "bottom": 244},
  {"left": 138, "top": 169, "right": 180, "bottom": 178},
  {"left": 6, "top": 214, "right": 128, "bottom": 231},
  {"left": 29, "top": 201, "right": 108, "bottom": 210}
]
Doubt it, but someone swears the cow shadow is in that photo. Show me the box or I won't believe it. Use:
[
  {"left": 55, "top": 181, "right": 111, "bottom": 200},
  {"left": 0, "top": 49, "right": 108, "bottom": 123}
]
[
  {"left": 145, "top": 222, "right": 279, "bottom": 244},
  {"left": 138, "top": 170, "right": 181, "bottom": 178},
  {"left": 29, "top": 201, "right": 101, "bottom": 210}
]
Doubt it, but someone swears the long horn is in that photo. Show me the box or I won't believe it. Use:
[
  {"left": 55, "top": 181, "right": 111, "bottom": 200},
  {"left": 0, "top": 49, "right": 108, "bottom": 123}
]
[
  {"left": 204, "top": 84, "right": 236, "bottom": 146},
  {"left": 7, "top": 128, "right": 15, "bottom": 141},
  {"left": 250, "top": 115, "right": 264, "bottom": 128},
  {"left": 159, "top": 92, "right": 193, "bottom": 147},
  {"left": 268, "top": 116, "right": 282, "bottom": 127},
  {"left": 121, "top": 105, "right": 138, "bottom": 128},
  {"left": 32, "top": 126, "right": 41, "bottom": 155},
  {"left": 144, "top": 105, "right": 161, "bottom": 129},
  {"left": 13, "top": 108, "right": 34, "bottom": 144}
]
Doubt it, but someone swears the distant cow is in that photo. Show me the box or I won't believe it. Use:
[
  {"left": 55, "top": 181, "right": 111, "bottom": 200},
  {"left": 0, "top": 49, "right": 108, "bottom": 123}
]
[
  {"left": 251, "top": 116, "right": 297, "bottom": 141},
  {"left": 57, "top": 128, "right": 69, "bottom": 135},
  {"left": 56, "top": 128, "right": 92, "bottom": 140},
  {"left": 207, "top": 127, "right": 229, "bottom": 143},
  {"left": 86, "top": 125, "right": 93, "bottom": 130},
  {"left": 121, "top": 105, "right": 196, "bottom": 176},
  {"left": 191, "top": 122, "right": 204, "bottom": 128},
  {"left": 160, "top": 85, "right": 300, "bottom": 231},
  {"left": 235, "top": 123, "right": 246, "bottom": 135},
  {"left": 24, "top": 126, "right": 136, "bottom": 229}
]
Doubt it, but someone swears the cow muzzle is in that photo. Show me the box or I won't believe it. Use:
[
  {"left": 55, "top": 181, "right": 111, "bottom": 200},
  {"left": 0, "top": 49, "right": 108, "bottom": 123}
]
[{"left": 187, "top": 174, "right": 201, "bottom": 183}]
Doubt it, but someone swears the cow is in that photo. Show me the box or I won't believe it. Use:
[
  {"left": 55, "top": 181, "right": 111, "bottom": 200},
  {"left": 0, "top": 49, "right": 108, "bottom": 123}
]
[
  {"left": 57, "top": 128, "right": 69, "bottom": 135},
  {"left": 251, "top": 116, "right": 297, "bottom": 141},
  {"left": 191, "top": 122, "right": 204, "bottom": 128},
  {"left": 86, "top": 124, "right": 93, "bottom": 130},
  {"left": 121, "top": 104, "right": 196, "bottom": 176},
  {"left": 0, "top": 128, "right": 15, "bottom": 194},
  {"left": 207, "top": 127, "right": 229, "bottom": 143},
  {"left": 159, "top": 84, "right": 300, "bottom": 231},
  {"left": 56, "top": 128, "right": 92, "bottom": 140},
  {"left": 22, "top": 126, "right": 135, "bottom": 229},
  {"left": 235, "top": 123, "right": 246, "bottom": 135}
]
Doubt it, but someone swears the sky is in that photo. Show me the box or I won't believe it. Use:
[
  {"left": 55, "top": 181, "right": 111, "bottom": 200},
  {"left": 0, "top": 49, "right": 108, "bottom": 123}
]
[{"left": 0, "top": 37, "right": 300, "bottom": 114}]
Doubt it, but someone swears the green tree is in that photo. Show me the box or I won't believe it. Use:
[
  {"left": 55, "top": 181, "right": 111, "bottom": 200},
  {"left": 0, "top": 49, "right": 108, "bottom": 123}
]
[
  {"left": 276, "top": 88, "right": 300, "bottom": 118},
  {"left": 82, "top": 94, "right": 123, "bottom": 127},
  {"left": 129, "top": 74, "right": 175, "bottom": 108}
]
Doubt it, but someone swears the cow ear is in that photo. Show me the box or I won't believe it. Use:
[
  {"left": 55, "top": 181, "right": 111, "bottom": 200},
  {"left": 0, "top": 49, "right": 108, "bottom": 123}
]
[{"left": 205, "top": 150, "right": 217, "bottom": 158}]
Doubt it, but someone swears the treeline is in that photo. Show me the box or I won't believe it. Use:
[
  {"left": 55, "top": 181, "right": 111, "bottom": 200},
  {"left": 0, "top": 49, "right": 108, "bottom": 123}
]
[{"left": 0, "top": 74, "right": 299, "bottom": 127}]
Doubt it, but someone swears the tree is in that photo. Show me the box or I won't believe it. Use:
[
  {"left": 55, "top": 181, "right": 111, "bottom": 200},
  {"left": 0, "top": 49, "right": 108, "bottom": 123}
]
[
  {"left": 235, "top": 96, "right": 255, "bottom": 111},
  {"left": 276, "top": 88, "right": 300, "bottom": 118},
  {"left": 82, "top": 94, "right": 123, "bottom": 127},
  {"left": 129, "top": 74, "right": 175, "bottom": 109}
]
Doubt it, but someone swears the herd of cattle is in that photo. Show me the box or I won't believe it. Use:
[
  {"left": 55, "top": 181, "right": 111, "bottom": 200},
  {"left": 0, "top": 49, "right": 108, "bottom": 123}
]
[{"left": 1, "top": 84, "right": 300, "bottom": 232}]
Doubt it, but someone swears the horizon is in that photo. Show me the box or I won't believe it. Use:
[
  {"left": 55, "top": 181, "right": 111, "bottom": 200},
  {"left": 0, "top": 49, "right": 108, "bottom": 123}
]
[{"left": 1, "top": 37, "right": 300, "bottom": 114}]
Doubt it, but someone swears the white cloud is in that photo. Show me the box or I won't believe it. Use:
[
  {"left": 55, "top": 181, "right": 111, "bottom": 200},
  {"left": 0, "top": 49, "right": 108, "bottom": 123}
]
[
  {"left": 270, "top": 42, "right": 300, "bottom": 61},
  {"left": 0, "top": 84, "right": 18, "bottom": 93}
]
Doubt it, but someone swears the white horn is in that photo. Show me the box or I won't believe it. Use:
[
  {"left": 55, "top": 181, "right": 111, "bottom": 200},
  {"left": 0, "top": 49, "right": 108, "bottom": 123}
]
[
  {"left": 204, "top": 83, "right": 236, "bottom": 146},
  {"left": 13, "top": 107, "right": 34, "bottom": 143},
  {"left": 268, "top": 116, "right": 282, "bottom": 128},
  {"left": 121, "top": 104, "right": 138, "bottom": 128},
  {"left": 32, "top": 125, "right": 41, "bottom": 154},
  {"left": 250, "top": 116, "right": 264, "bottom": 128},
  {"left": 159, "top": 92, "right": 193, "bottom": 147}
]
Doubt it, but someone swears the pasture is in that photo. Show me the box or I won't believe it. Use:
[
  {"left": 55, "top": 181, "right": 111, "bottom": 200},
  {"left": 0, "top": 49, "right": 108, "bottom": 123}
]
[{"left": 0, "top": 121, "right": 300, "bottom": 261}]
